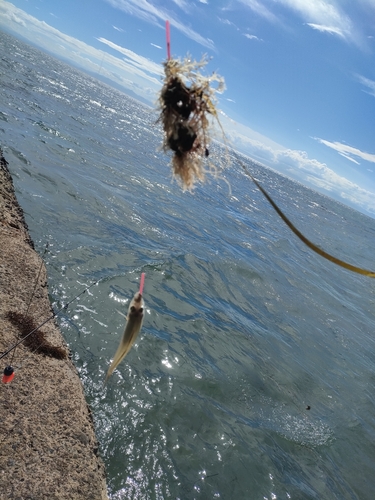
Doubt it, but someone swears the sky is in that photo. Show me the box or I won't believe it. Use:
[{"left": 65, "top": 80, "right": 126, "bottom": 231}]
[{"left": 1, "top": 0, "right": 375, "bottom": 216}]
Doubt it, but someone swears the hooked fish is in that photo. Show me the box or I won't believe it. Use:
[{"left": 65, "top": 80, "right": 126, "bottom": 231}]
[{"left": 105, "top": 291, "right": 144, "bottom": 384}]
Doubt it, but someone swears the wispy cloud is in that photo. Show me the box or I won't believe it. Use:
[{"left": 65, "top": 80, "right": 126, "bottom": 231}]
[
  {"left": 97, "top": 37, "right": 162, "bottom": 75},
  {"left": 305, "top": 23, "right": 346, "bottom": 38},
  {"left": 223, "top": 121, "right": 375, "bottom": 214},
  {"left": 315, "top": 138, "right": 375, "bottom": 164},
  {"left": 104, "top": 0, "right": 215, "bottom": 50},
  {"left": 238, "top": 0, "right": 279, "bottom": 23},
  {"left": 151, "top": 42, "right": 162, "bottom": 49},
  {"left": 338, "top": 153, "right": 360, "bottom": 165},
  {"left": 218, "top": 17, "right": 238, "bottom": 29},
  {"left": 105, "top": 0, "right": 165, "bottom": 25},
  {"left": 5, "top": 10, "right": 26, "bottom": 27},
  {"left": 278, "top": 0, "right": 347, "bottom": 23},
  {"left": 275, "top": 148, "right": 375, "bottom": 214},
  {"left": 305, "top": 172, "right": 375, "bottom": 214},
  {"left": 277, "top": 0, "right": 352, "bottom": 36},
  {"left": 356, "top": 75, "right": 375, "bottom": 97},
  {"left": 171, "top": 0, "right": 189, "bottom": 12},
  {"left": 240, "top": 0, "right": 361, "bottom": 44},
  {"left": 244, "top": 33, "right": 262, "bottom": 41},
  {"left": 113, "top": 25, "right": 124, "bottom": 32}
]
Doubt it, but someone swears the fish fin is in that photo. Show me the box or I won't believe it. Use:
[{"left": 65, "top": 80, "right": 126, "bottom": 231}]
[
  {"left": 104, "top": 361, "right": 116, "bottom": 386},
  {"left": 116, "top": 309, "right": 127, "bottom": 319}
]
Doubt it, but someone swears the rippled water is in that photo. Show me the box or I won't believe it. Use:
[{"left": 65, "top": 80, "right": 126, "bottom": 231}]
[{"left": 2, "top": 31, "right": 375, "bottom": 499}]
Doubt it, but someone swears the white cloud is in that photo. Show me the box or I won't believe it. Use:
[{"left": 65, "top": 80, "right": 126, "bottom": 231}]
[
  {"left": 239, "top": 0, "right": 353, "bottom": 41},
  {"left": 8, "top": 11, "right": 26, "bottom": 27},
  {"left": 276, "top": 149, "right": 326, "bottom": 175},
  {"left": 315, "top": 138, "right": 375, "bottom": 164},
  {"left": 238, "top": 0, "right": 279, "bottom": 23},
  {"left": 97, "top": 37, "right": 162, "bottom": 76},
  {"left": 218, "top": 17, "right": 238, "bottom": 28},
  {"left": 221, "top": 120, "right": 375, "bottom": 214},
  {"left": 113, "top": 25, "right": 124, "bottom": 32},
  {"left": 0, "top": 2, "right": 162, "bottom": 102},
  {"left": 220, "top": 116, "right": 286, "bottom": 154},
  {"left": 105, "top": 0, "right": 166, "bottom": 25},
  {"left": 277, "top": 0, "right": 352, "bottom": 32},
  {"left": 356, "top": 75, "right": 375, "bottom": 97},
  {"left": 104, "top": 0, "right": 215, "bottom": 50},
  {"left": 305, "top": 23, "right": 346, "bottom": 38},
  {"left": 278, "top": 0, "right": 348, "bottom": 24},
  {"left": 171, "top": 0, "right": 189, "bottom": 12},
  {"left": 240, "top": 0, "right": 362, "bottom": 44},
  {"left": 306, "top": 173, "right": 375, "bottom": 214},
  {"left": 244, "top": 33, "right": 262, "bottom": 40},
  {"left": 338, "top": 153, "right": 360, "bottom": 165},
  {"left": 274, "top": 148, "right": 375, "bottom": 214},
  {"left": 151, "top": 42, "right": 162, "bottom": 49}
]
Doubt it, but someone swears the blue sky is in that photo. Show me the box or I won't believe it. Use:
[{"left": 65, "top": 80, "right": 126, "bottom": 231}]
[{"left": 1, "top": 0, "right": 375, "bottom": 216}]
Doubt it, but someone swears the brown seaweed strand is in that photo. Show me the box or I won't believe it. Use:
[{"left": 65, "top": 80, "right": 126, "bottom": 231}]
[{"left": 236, "top": 154, "right": 375, "bottom": 278}]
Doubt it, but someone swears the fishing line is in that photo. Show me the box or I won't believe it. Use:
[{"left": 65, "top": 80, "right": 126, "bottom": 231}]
[
  {"left": 1, "top": 279, "right": 100, "bottom": 365},
  {"left": 233, "top": 152, "right": 375, "bottom": 278},
  {"left": 7, "top": 306, "right": 75, "bottom": 370},
  {"left": 9, "top": 242, "right": 50, "bottom": 368},
  {"left": 166, "top": 20, "right": 171, "bottom": 60},
  {"left": 25, "top": 242, "right": 49, "bottom": 317}
]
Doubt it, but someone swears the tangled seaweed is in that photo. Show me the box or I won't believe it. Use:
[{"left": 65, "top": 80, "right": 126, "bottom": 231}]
[{"left": 158, "top": 55, "right": 226, "bottom": 190}]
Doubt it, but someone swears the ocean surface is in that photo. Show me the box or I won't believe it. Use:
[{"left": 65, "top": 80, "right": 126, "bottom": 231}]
[{"left": 2, "top": 31, "right": 375, "bottom": 500}]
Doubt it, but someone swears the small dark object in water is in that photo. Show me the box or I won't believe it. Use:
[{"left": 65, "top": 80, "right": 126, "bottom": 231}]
[{"left": 306, "top": 405, "right": 311, "bottom": 410}]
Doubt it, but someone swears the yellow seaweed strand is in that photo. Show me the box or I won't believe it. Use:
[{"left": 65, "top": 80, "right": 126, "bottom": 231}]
[{"left": 239, "top": 161, "right": 375, "bottom": 278}]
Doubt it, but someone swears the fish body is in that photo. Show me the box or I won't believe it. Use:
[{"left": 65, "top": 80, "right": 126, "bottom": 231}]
[{"left": 105, "top": 291, "right": 144, "bottom": 383}]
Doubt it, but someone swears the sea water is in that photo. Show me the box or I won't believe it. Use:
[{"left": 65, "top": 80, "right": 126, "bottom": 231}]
[{"left": 1, "top": 31, "right": 375, "bottom": 499}]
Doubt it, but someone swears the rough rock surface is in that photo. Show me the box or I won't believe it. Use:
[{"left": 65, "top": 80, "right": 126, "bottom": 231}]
[{"left": 0, "top": 150, "right": 108, "bottom": 499}]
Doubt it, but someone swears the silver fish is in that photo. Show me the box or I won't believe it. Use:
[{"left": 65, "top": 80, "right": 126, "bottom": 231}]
[{"left": 105, "top": 291, "right": 144, "bottom": 384}]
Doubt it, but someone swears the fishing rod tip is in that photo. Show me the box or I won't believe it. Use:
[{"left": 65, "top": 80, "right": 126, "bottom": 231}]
[{"left": 139, "top": 272, "right": 145, "bottom": 295}]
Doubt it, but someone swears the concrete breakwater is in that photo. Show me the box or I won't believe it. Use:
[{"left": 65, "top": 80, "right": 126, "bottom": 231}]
[{"left": 0, "top": 150, "right": 108, "bottom": 499}]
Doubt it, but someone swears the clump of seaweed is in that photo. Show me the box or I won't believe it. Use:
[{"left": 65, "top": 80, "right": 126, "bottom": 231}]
[
  {"left": 158, "top": 54, "right": 226, "bottom": 190},
  {"left": 6, "top": 310, "right": 68, "bottom": 360}
]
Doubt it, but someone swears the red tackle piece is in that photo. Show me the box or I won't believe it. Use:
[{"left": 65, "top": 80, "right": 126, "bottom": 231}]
[{"left": 2, "top": 365, "right": 15, "bottom": 384}]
